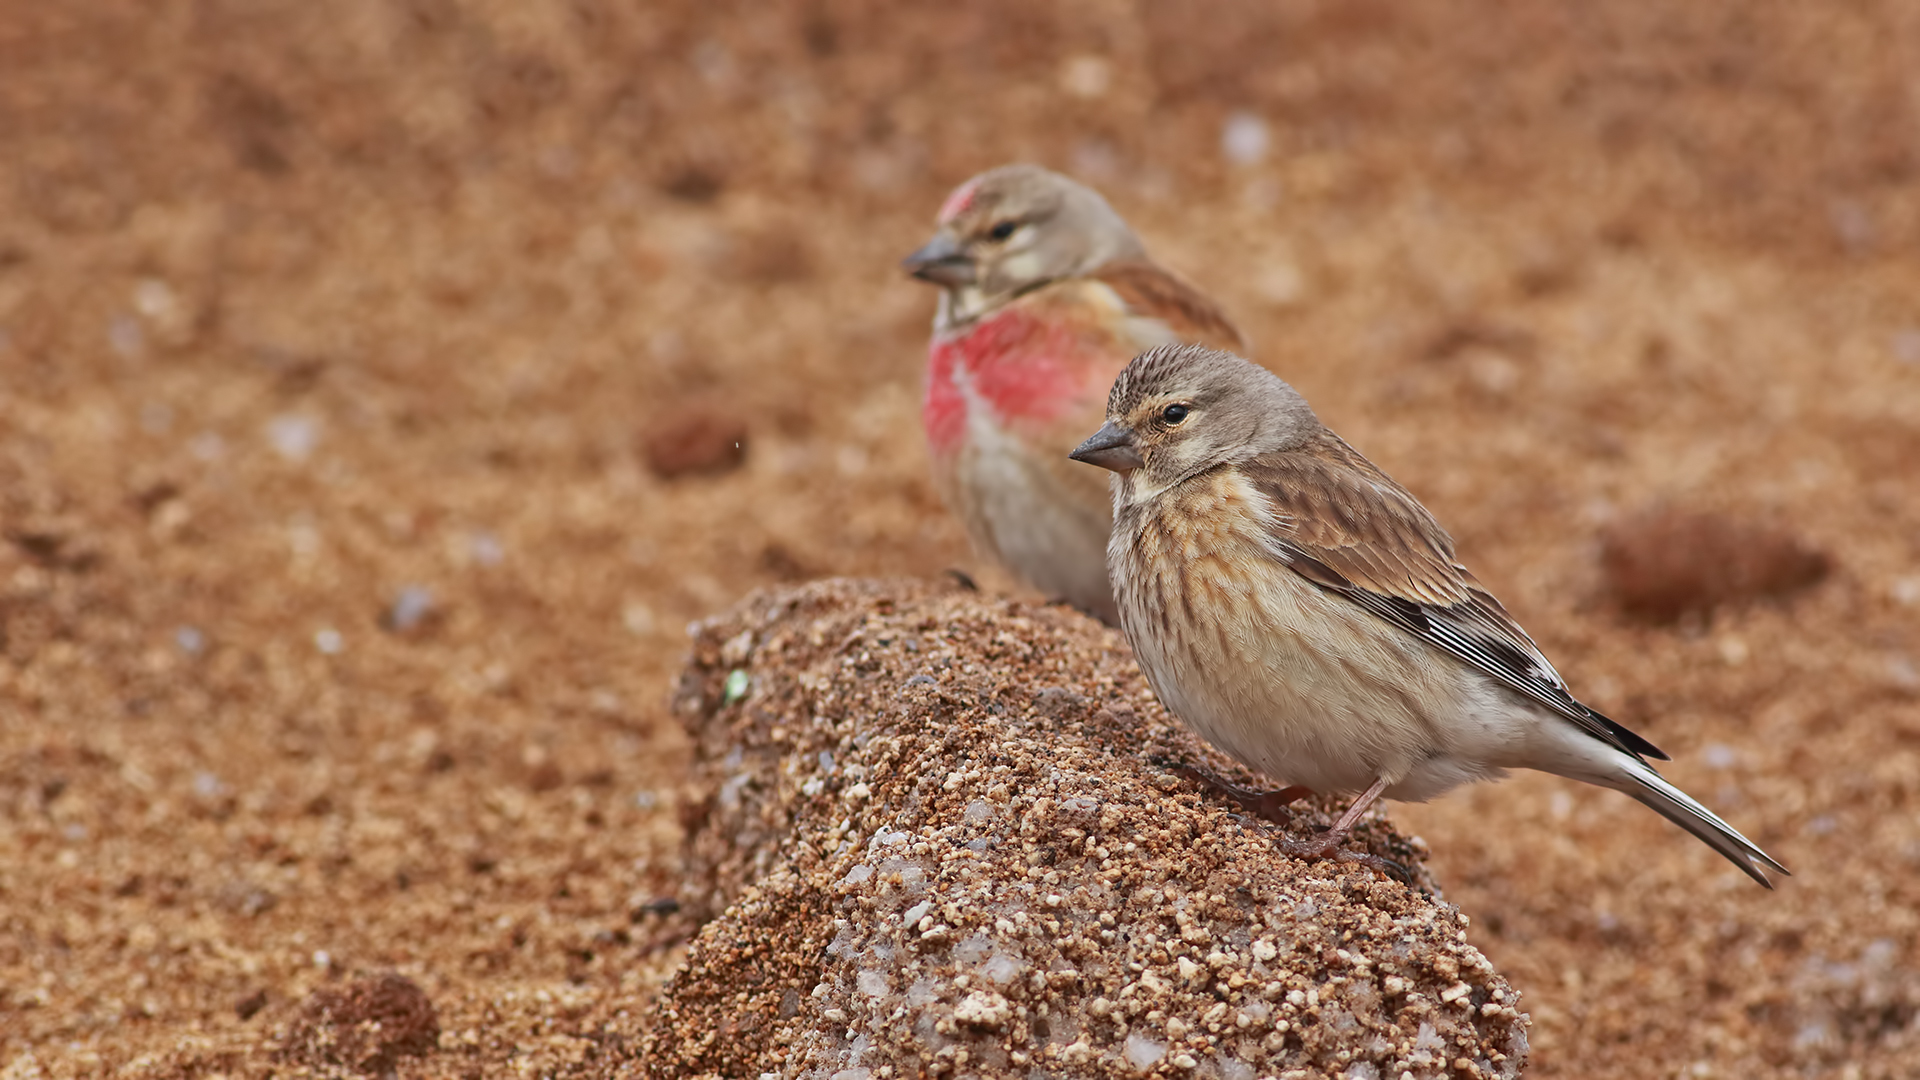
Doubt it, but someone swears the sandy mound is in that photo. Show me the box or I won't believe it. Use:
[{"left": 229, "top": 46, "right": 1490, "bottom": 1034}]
[{"left": 639, "top": 579, "right": 1525, "bottom": 1079}]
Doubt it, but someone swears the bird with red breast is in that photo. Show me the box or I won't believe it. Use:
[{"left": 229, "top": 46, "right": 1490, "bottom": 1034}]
[{"left": 902, "top": 164, "right": 1246, "bottom": 624}]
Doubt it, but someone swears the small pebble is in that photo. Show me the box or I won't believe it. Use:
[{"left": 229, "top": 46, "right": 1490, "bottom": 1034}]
[
  {"left": 1221, "top": 111, "right": 1270, "bottom": 166},
  {"left": 382, "top": 585, "right": 435, "bottom": 633},
  {"left": 266, "top": 415, "right": 320, "bottom": 462},
  {"left": 644, "top": 409, "right": 748, "bottom": 479}
]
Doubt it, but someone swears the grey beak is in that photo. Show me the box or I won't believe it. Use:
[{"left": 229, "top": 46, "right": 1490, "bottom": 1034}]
[
  {"left": 1069, "top": 422, "right": 1144, "bottom": 472},
  {"left": 901, "top": 235, "right": 975, "bottom": 287}
]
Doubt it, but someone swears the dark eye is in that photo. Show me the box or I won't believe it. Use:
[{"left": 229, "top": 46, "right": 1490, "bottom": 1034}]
[
  {"left": 987, "top": 220, "right": 1018, "bottom": 241},
  {"left": 1160, "top": 403, "right": 1191, "bottom": 425}
]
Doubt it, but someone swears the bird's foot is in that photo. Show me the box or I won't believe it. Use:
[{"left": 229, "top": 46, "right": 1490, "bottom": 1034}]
[
  {"left": 1270, "top": 775, "right": 1411, "bottom": 883},
  {"left": 1155, "top": 764, "right": 1411, "bottom": 882},
  {"left": 1274, "top": 826, "right": 1354, "bottom": 861},
  {"left": 1274, "top": 828, "right": 1412, "bottom": 883},
  {"left": 1163, "top": 762, "right": 1311, "bottom": 828}
]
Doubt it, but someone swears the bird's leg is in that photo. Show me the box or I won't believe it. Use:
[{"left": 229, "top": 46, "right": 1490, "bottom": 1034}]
[
  {"left": 1278, "top": 774, "right": 1392, "bottom": 861},
  {"left": 1166, "top": 763, "right": 1410, "bottom": 883},
  {"left": 1167, "top": 763, "right": 1312, "bottom": 827}
]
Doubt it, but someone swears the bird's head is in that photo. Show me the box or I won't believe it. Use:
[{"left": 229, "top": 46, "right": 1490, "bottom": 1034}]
[
  {"left": 902, "top": 164, "right": 1145, "bottom": 326},
  {"left": 1070, "top": 344, "right": 1321, "bottom": 501}
]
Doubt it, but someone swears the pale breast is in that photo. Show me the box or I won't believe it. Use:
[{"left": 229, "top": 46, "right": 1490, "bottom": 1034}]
[
  {"left": 946, "top": 403, "right": 1117, "bottom": 622},
  {"left": 1113, "top": 470, "right": 1491, "bottom": 796}
]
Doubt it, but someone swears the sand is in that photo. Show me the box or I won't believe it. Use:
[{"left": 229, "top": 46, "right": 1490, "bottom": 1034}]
[{"left": 2, "top": 1, "right": 1918, "bottom": 1077}]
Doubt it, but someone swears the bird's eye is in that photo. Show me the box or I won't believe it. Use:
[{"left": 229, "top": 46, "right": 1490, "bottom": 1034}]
[
  {"left": 1160, "top": 403, "right": 1191, "bottom": 425},
  {"left": 987, "top": 220, "right": 1018, "bottom": 241}
]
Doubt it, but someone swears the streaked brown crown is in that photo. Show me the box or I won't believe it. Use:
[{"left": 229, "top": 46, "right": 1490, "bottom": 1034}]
[{"left": 1105, "top": 345, "right": 1321, "bottom": 482}]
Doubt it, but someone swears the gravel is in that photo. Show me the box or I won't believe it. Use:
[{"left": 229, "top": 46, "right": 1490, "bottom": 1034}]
[{"left": 642, "top": 579, "right": 1527, "bottom": 1079}]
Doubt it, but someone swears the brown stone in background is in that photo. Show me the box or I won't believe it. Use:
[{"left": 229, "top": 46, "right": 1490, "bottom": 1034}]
[
  {"left": 278, "top": 973, "right": 440, "bottom": 1077},
  {"left": 1598, "top": 507, "right": 1832, "bottom": 623},
  {"left": 642, "top": 407, "right": 750, "bottom": 480},
  {"left": 636, "top": 579, "right": 1523, "bottom": 1079}
]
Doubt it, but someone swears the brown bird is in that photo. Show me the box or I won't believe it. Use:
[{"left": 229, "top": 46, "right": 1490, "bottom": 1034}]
[
  {"left": 903, "top": 164, "right": 1245, "bottom": 624},
  {"left": 1071, "top": 344, "right": 1787, "bottom": 886}
]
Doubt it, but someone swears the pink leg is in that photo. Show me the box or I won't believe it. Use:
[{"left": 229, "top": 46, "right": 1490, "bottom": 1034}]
[
  {"left": 1167, "top": 763, "right": 1406, "bottom": 880},
  {"left": 1277, "top": 774, "right": 1392, "bottom": 861}
]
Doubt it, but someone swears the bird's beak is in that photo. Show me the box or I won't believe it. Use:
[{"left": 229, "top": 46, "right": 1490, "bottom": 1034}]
[
  {"left": 1069, "top": 422, "right": 1144, "bottom": 472},
  {"left": 901, "top": 234, "right": 975, "bottom": 287}
]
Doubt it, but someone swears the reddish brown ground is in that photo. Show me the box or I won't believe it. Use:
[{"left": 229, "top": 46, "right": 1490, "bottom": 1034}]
[{"left": 2, "top": 1, "right": 1918, "bottom": 1076}]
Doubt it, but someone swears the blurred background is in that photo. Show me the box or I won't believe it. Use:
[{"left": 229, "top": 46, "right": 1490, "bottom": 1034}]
[{"left": 3, "top": 1, "right": 1918, "bottom": 1076}]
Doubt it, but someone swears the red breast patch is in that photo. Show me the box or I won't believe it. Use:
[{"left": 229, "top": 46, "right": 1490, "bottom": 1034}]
[{"left": 924, "top": 304, "right": 1115, "bottom": 457}]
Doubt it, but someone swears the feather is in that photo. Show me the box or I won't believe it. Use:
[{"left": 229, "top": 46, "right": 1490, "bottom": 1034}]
[
  {"left": 1089, "top": 260, "right": 1249, "bottom": 354},
  {"left": 1241, "top": 434, "right": 1671, "bottom": 763}
]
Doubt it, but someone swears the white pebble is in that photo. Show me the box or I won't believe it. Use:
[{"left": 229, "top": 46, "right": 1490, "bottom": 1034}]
[
  {"left": 1216, "top": 1055, "right": 1256, "bottom": 1080},
  {"left": 1122, "top": 1034, "right": 1166, "bottom": 1068},
  {"left": 953, "top": 990, "right": 1012, "bottom": 1029},
  {"left": 386, "top": 585, "right": 434, "bottom": 632},
  {"left": 1221, "top": 111, "right": 1270, "bottom": 165},
  {"left": 266, "top": 414, "right": 319, "bottom": 462},
  {"left": 467, "top": 531, "right": 505, "bottom": 566},
  {"left": 979, "top": 951, "right": 1023, "bottom": 985}
]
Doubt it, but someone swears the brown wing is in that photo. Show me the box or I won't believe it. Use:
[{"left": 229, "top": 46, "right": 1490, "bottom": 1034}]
[
  {"left": 1240, "top": 435, "right": 1668, "bottom": 762},
  {"left": 1091, "top": 260, "right": 1248, "bottom": 353},
  {"left": 1243, "top": 435, "right": 1468, "bottom": 607}
]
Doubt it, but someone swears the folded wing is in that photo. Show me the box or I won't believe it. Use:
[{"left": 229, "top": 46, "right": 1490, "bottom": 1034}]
[
  {"left": 1091, "top": 260, "right": 1249, "bottom": 354},
  {"left": 1240, "top": 436, "right": 1669, "bottom": 763}
]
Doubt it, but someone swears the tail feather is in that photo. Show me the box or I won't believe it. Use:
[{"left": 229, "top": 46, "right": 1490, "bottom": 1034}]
[{"left": 1616, "top": 763, "right": 1789, "bottom": 888}]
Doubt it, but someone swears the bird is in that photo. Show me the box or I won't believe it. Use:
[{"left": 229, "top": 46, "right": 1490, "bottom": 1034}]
[
  {"left": 902, "top": 164, "right": 1246, "bottom": 625},
  {"left": 1069, "top": 343, "right": 1787, "bottom": 887}
]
